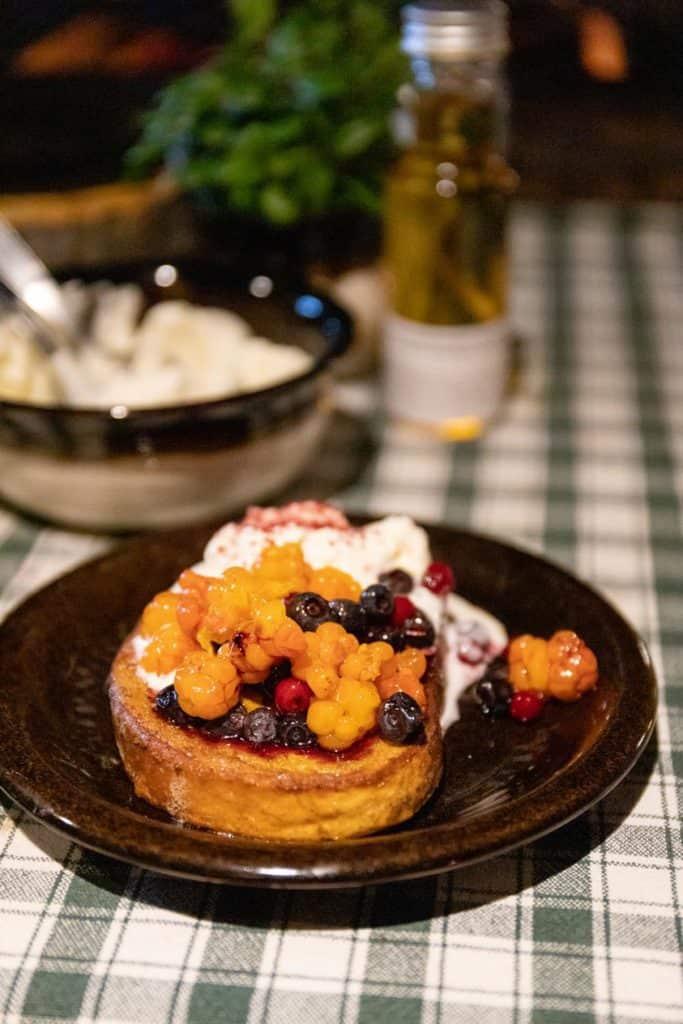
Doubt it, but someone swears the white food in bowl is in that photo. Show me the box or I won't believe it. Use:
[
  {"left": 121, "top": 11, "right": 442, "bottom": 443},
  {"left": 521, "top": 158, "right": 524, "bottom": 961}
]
[{"left": 0, "top": 280, "right": 314, "bottom": 408}]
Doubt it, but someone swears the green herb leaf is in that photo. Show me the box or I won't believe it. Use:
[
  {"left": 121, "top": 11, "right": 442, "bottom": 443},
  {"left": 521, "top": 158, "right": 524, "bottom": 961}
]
[
  {"left": 260, "top": 184, "right": 300, "bottom": 224},
  {"left": 231, "top": 0, "right": 276, "bottom": 46},
  {"left": 126, "top": 0, "right": 406, "bottom": 226},
  {"left": 335, "top": 119, "right": 382, "bottom": 158}
]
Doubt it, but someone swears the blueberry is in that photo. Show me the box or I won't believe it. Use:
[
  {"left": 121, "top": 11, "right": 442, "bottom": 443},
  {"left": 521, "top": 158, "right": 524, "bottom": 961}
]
[
  {"left": 402, "top": 608, "right": 435, "bottom": 648},
  {"left": 378, "top": 693, "right": 424, "bottom": 744},
  {"left": 155, "top": 685, "right": 178, "bottom": 712},
  {"left": 365, "top": 624, "right": 406, "bottom": 651},
  {"left": 378, "top": 569, "right": 413, "bottom": 595},
  {"left": 360, "top": 583, "right": 394, "bottom": 622},
  {"left": 243, "top": 707, "right": 278, "bottom": 745},
  {"left": 475, "top": 658, "right": 512, "bottom": 718},
  {"left": 202, "top": 703, "right": 248, "bottom": 738},
  {"left": 485, "top": 656, "right": 510, "bottom": 684},
  {"left": 266, "top": 661, "right": 293, "bottom": 685},
  {"left": 285, "top": 592, "right": 330, "bottom": 632},
  {"left": 155, "top": 685, "right": 193, "bottom": 727},
  {"left": 278, "top": 716, "right": 316, "bottom": 748},
  {"left": 328, "top": 599, "right": 367, "bottom": 637},
  {"left": 261, "top": 660, "right": 293, "bottom": 702},
  {"left": 475, "top": 679, "right": 512, "bottom": 717}
]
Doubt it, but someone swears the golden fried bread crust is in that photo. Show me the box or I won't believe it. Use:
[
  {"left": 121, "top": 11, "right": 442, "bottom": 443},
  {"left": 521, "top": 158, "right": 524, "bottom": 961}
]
[{"left": 108, "top": 636, "right": 443, "bottom": 840}]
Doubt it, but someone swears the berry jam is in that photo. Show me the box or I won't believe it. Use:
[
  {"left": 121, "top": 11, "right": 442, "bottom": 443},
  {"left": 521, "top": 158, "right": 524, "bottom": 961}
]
[{"left": 152, "top": 688, "right": 378, "bottom": 760}]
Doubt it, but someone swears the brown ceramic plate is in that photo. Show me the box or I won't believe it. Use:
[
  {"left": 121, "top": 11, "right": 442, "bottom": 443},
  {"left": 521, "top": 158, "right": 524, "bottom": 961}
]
[{"left": 0, "top": 522, "right": 656, "bottom": 888}]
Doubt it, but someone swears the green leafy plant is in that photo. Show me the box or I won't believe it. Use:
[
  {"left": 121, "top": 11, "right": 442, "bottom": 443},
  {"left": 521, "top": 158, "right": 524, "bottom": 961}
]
[{"left": 126, "top": 1, "right": 406, "bottom": 226}]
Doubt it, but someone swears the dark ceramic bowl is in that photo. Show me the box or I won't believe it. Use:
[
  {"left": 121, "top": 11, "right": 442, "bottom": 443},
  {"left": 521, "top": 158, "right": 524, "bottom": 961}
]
[{"left": 0, "top": 261, "right": 351, "bottom": 530}]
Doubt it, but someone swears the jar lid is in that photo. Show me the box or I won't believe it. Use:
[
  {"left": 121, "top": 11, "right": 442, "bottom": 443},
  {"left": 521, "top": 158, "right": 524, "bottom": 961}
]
[{"left": 401, "top": 1, "right": 509, "bottom": 60}]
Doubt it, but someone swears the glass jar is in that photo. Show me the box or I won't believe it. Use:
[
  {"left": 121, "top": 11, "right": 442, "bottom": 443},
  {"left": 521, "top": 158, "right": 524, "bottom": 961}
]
[{"left": 383, "top": 0, "right": 518, "bottom": 439}]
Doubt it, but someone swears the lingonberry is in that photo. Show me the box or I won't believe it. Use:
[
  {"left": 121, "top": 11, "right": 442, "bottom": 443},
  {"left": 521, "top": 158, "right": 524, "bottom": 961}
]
[
  {"left": 422, "top": 561, "right": 455, "bottom": 595},
  {"left": 392, "top": 595, "right": 416, "bottom": 627},
  {"left": 509, "top": 690, "right": 544, "bottom": 722},
  {"left": 274, "top": 677, "right": 313, "bottom": 715}
]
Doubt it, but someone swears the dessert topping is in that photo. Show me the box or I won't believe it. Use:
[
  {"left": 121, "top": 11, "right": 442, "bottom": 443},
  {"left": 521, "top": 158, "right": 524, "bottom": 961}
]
[
  {"left": 327, "top": 598, "right": 367, "bottom": 637},
  {"left": 379, "top": 568, "right": 414, "bottom": 594},
  {"left": 508, "top": 630, "right": 598, "bottom": 701},
  {"left": 455, "top": 621, "right": 491, "bottom": 666},
  {"left": 243, "top": 707, "right": 279, "bottom": 745},
  {"left": 365, "top": 624, "right": 406, "bottom": 651},
  {"left": 391, "top": 595, "right": 416, "bottom": 627},
  {"left": 547, "top": 630, "right": 599, "bottom": 701},
  {"left": 173, "top": 650, "right": 239, "bottom": 720},
  {"left": 402, "top": 608, "right": 436, "bottom": 649},
  {"left": 422, "top": 561, "right": 455, "bottom": 595},
  {"left": 509, "top": 691, "right": 545, "bottom": 722},
  {"left": 278, "top": 716, "right": 316, "bottom": 748},
  {"left": 156, "top": 684, "right": 180, "bottom": 714},
  {"left": 274, "top": 677, "right": 313, "bottom": 715},
  {"left": 242, "top": 502, "right": 350, "bottom": 531},
  {"left": 360, "top": 583, "right": 394, "bottom": 621},
  {"left": 475, "top": 676, "right": 513, "bottom": 717},
  {"left": 474, "top": 657, "right": 513, "bottom": 717},
  {"left": 208, "top": 704, "right": 248, "bottom": 739},
  {"left": 202, "top": 512, "right": 432, "bottom": 592},
  {"left": 142, "top": 542, "right": 434, "bottom": 751},
  {"left": 285, "top": 592, "right": 331, "bottom": 632},
  {"left": 378, "top": 693, "right": 424, "bottom": 743}
]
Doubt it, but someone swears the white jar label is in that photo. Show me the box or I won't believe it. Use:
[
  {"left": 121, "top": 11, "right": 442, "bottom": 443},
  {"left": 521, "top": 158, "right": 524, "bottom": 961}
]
[{"left": 383, "top": 314, "right": 509, "bottom": 429}]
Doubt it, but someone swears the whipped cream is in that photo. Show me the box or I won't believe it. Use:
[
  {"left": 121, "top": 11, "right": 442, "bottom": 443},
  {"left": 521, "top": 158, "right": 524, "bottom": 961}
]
[
  {"left": 135, "top": 503, "right": 507, "bottom": 724},
  {"left": 199, "top": 513, "right": 432, "bottom": 588},
  {"left": 131, "top": 634, "right": 177, "bottom": 693}
]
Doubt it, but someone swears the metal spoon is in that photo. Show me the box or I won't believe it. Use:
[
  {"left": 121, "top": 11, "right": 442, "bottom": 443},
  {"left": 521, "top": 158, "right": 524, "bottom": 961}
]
[{"left": 0, "top": 215, "right": 79, "bottom": 353}]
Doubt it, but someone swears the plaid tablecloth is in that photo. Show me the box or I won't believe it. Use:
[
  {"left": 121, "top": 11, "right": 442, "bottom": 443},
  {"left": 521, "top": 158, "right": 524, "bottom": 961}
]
[{"left": 0, "top": 203, "right": 681, "bottom": 1024}]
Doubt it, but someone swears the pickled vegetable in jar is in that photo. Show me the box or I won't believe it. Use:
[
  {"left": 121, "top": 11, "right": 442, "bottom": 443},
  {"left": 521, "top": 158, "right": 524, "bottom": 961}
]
[{"left": 383, "top": 1, "right": 517, "bottom": 439}]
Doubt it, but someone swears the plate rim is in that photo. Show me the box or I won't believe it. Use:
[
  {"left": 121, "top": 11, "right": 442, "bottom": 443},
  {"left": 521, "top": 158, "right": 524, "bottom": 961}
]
[{"left": 0, "top": 522, "right": 658, "bottom": 888}]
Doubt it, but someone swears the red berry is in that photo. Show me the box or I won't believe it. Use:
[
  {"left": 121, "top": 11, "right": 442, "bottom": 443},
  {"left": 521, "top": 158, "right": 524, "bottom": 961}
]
[
  {"left": 392, "top": 595, "right": 416, "bottom": 627},
  {"left": 274, "top": 677, "right": 313, "bottom": 715},
  {"left": 422, "top": 561, "right": 455, "bottom": 596},
  {"left": 509, "top": 690, "right": 544, "bottom": 722}
]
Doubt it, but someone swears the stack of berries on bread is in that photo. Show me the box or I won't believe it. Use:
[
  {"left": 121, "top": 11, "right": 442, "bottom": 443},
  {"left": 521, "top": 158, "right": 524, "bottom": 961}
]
[
  {"left": 140, "top": 539, "right": 445, "bottom": 753},
  {"left": 108, "top": 503, "right": 451, "bottom": 839}
]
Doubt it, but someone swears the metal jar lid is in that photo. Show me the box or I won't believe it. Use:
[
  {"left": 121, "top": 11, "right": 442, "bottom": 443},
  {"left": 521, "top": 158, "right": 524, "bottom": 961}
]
[{"left": 401, "top": 1, "right": 509, "bottom": 60}]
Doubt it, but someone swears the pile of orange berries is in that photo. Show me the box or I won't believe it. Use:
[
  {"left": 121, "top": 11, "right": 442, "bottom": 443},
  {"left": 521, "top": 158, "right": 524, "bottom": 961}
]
[
  {"left": 508, "top": 630, "right": 598, "bottom": 701},
  {"left": 291, "top": 624, "right": 427, "bottom": 749},
  {"left": 138, "top": 542, "right": 428, "bottom": 749}
]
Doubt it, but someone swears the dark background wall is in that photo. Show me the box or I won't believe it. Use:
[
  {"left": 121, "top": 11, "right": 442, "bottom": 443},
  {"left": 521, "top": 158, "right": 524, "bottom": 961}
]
[{"left": 2, "top": 1, "right": 681, "bottom": 199}]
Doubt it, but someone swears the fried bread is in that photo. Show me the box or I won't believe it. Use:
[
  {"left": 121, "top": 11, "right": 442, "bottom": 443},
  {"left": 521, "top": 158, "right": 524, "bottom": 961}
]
[{"left": 109, "top": 635, "right": 443, "bottom": 840}]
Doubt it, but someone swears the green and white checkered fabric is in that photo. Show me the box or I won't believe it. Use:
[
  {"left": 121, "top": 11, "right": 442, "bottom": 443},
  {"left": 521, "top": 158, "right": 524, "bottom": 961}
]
[{"left": 0, "top": 203, "right": 681, "bottom": 1024}]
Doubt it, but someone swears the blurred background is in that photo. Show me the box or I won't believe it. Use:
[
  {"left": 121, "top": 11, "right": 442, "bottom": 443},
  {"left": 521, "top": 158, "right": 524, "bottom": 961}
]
[
  {"left": 0, "top": 0, "right": 682, "bottom": 530},
  {"left": 2, "top": 0, "right": 681, "bottom": 198}
]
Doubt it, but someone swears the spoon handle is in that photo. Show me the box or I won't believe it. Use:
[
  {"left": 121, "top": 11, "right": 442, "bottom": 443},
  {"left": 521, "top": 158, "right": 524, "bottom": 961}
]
[{"left": 0, "top": 215, "right": 77, "bottom": 350}]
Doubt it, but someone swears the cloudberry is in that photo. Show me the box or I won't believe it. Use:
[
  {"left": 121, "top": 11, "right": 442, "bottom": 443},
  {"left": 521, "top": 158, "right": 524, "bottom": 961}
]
[
  {"left": 308, "top": 567, "right": 361, "bottom": 602},
  {"left": 508, "top": 634, "right": 549, "bottom": 693},
  {"left": 175, "top": 651, "right": 239, "bottom": 719},
  {"left": 547, "top": 630, "right": 598, "bottom": 701}
]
